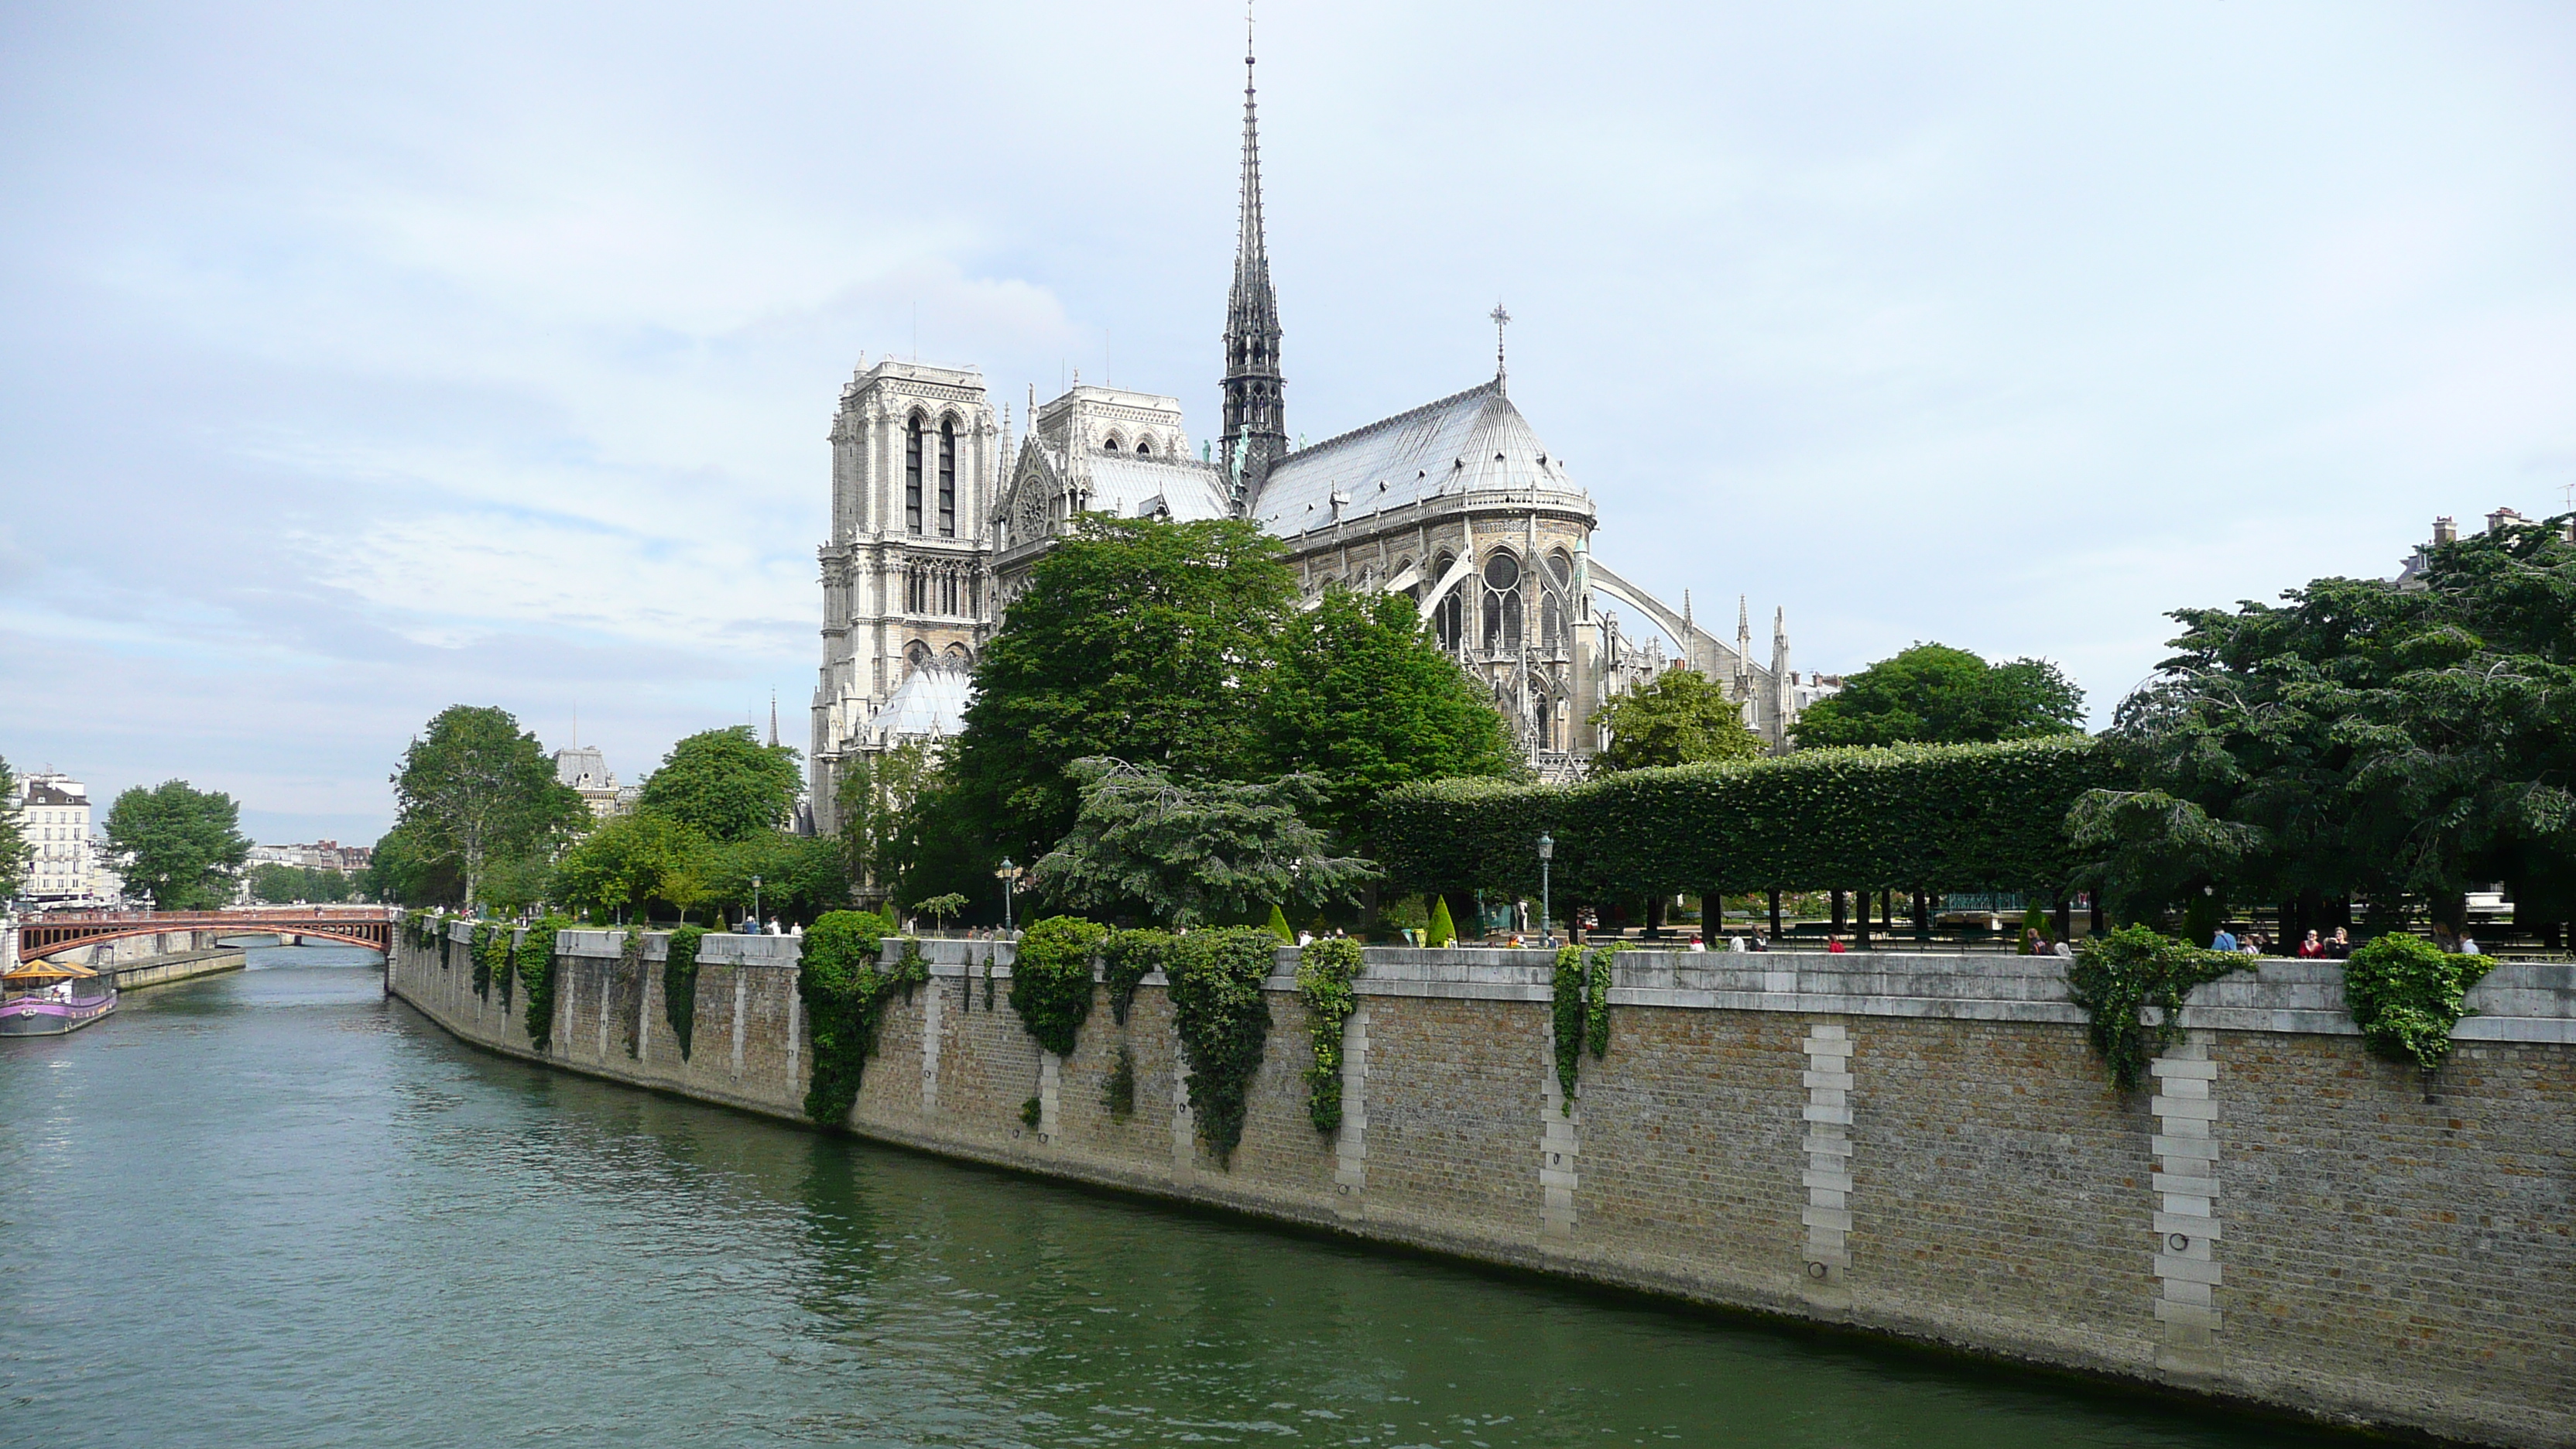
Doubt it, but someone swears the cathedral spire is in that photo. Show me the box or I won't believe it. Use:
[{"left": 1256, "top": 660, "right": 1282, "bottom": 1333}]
[{"left": 1220, "top": 2, "right": 1286, "bottom": 504}]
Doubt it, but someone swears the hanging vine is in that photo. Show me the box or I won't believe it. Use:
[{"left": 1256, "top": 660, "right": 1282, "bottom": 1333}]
[
  {"left": 619, "top": 927, "right": 644, "bottom": 1059},
  {"left": 437, "top": 917, "right": 454, "bottom": 971},
  {"left": 796, "top": 909, "right": 898, "bottom": 1126},
  {"left": 1167, "top": 927, "right": 1277, "bottom": 1166},
  {"left": 1100, "top": 928, "right": 1175, "bottom": 1025},
  {"left": 1551, "top": 944, "right": 1586, "bottom": 1110},
  {"left": 663, "top": 924, "right": 706, "bottom": 1060},
  {"left": 1295, "top": 937, "right": 1365, "bottom": 1135},
  {"left": 2344, "top": 933, "right": 2492, "bottom": 1071},
  {"left": 1550, "top": 942, "right": 1622, "bottom": 1113},
  {"left": 2064, "top": 925, "right": 2249, "bottom": 1090},
  {"left": 981, "top": 949, "right": 995, "bottom": 1012},
  {"left": 469, "top": 923, "right": 497, "bottom": 996},
  {"left": 517, "top": 915, "right": 570, "bottom": 1051},
  {"left": 1009, "top": 916, "right": 1108, "bottom": 1057}
]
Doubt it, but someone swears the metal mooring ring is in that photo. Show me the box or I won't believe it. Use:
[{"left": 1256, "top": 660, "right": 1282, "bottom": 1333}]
[
  {"left": 2167, "top": 1232, "right": 2190, "bottom": 1252},
  {"left": 1806, "top": 1261, "right": 1829, "bottom": 1280}
]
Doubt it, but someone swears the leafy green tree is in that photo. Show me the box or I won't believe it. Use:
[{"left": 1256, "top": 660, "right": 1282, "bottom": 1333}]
[
  {"left": 392, "top": 706, "right": 586, "bottom": 910},
  {"left": 948, "top": 516, "right": 1297, "bottom": 868},
  {"left": 837, "top": 738, "right": 939, "bottom": 900},
  {"left": 1796, "top": 644, "right": 2085, "bottom": 748},
  {"left": 1590, "top": 666, "right": 1768, "bottom": 773},
  {"left": 2075, "top": 514, "right": 2576, "bottom": 933},
  {"left": 1255, "top": 587, "right": 1523, "bottom": 843},
  {"left": 552, "top": 811, "right": 706, "bottom": 923},
  {"left": 247, "top": 864, "right": 353, "bottom": 903},
  {"left": 707, "top": 829, "right": 848, "bottom": 923},
  {"left": 359, "top": 822, "right": 460, "bottom": 906},
  {"left": 1264, "top": 903, "right": 1294, "bottom": 942},
  {"left": 913, "top": 892, "right": 967, "bottom": 931},
  {"left": 103, "top": 779, "right": 251, "bottom": 909},
  {"left": 1033, "top": 757, "right": 1377, "bottom": 927},
  {"left": 0, "top": 755, "right": 26, "bottom": 899},
  {"left": 639, "top": 727, "right": 803, "bottom": 844}
]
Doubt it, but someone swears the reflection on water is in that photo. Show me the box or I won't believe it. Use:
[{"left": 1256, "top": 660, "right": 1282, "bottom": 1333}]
[{"left": 0, "top": 947, "right": 2345, "bottom": 1447}]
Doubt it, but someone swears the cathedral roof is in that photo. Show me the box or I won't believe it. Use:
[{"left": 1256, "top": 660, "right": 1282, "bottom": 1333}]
[
  {"left": 1083, "top": 454, "right": 1235, "bottom": 522},
  {"left": 1247, "top": 380, "right": 1586, "bottom": 539},
  {"left": 868, "top": 663, "right": 973, "bottom": 739}
]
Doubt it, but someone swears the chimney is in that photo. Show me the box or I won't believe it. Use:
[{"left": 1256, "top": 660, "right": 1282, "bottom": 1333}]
[
  {"left": 2486, "top": 506, "right": 2526, "bottom": 535},
  {"left": 2432, "top": 516, "right": 2458, "bottom": 546}
]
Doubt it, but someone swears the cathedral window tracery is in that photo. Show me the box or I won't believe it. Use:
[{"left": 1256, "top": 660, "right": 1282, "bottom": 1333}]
[
  {"left": 1430, "top": 552, "right": 1464, "bottom": 652},
  {"left": 1482, "top": 550, "right": 1523, "bottom": 653},
  {"left": 938, "top": 419, "right": 957, "bottom": 536},
  {"left": 905, "top": 415, "right": 925, "bottom": 534}
]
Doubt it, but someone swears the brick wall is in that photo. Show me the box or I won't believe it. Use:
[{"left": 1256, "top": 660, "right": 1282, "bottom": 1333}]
[{"left": 385, "top": 926, "right": 2574, "bottom": 1447}]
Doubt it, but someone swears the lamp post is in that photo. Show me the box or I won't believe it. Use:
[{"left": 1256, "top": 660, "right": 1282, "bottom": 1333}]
[
  {"left": 751, "top": 875, "right": 762, "bottom": 932},
  {"left": 995, "top": 858, "right": 1022, "bottom": 934},
  {"left": 1538, "top": 832, "right": 1555, "bottom": 949}
]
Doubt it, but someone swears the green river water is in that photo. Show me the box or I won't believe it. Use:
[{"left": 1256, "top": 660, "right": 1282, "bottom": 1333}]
[{"left": 0, "top": 947, "right": 2354, "bottom": 1447}]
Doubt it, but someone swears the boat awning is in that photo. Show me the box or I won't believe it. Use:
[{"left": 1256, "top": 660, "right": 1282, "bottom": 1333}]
[{"left": 3, "top": 961, "right": 98, "bottom": 982}]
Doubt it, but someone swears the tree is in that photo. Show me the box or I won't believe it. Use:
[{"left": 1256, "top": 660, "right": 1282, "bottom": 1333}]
[
  {"left": 247, "top": 864, "right": 352, "bottom": 903},
  {"left": 1033, "top": 758, "right": 1378, "bottom": 927},
  {"left": 392, "top": 706, "right": 586, "bottom": 911},
  {"left": 103, "top": 780, "right": 251, "bottom": 909},
  {"left": 837, "top": 738, "right": 937, "bottom": 898},
  {"left": 947, "top": 516, "right": 1298, "bottom": 868},
  {"left": 1255, "top": 587, "right": 1523, "bottom": 844},
  {"left": 552, "top": 811, "right": 707, "bottom": 923},
  {"left": 1795, "top": 644, "right": 2085, "bottom": 748},
  {"left": 2074, "top": 514, "right": 2576, "bottom": 936},
  {"left": 707, "top": 829, "right": 848, "bottom": 923},
  {"left": 359, "top": 823, "right": 460, "bottom": 906},
  {"left": 913, "top": 892, "right": 968, "bottom": 931},
  {"left": 0, "top": 755, "right": 26, "bottom": 899},
  {"left": 639, "top": 727, "right": 803, "bottom": 844},
  {"left": 1590, "top": 666, "right": 1768, "bottom": 773}
]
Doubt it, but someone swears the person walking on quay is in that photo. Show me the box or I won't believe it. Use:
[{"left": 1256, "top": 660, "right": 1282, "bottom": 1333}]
[
  {"left": 2325, "top": 927, "right": 2352, "bottom": 958},
  {"left": 2211, "top": 924, "right": 2239, "bottom": 953},
  {"left": 2297, "top": 930, "right": 2325, "bottom": 958}
]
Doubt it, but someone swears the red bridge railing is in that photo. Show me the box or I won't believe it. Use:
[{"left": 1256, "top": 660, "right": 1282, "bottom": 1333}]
[{"left": 18, "top": 907, "right": 395, "bottom": 957}]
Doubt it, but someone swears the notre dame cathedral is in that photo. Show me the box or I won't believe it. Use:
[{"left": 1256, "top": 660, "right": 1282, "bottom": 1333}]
[{"left": 809, "top": 34, "right": 1819, "bottom": 836}]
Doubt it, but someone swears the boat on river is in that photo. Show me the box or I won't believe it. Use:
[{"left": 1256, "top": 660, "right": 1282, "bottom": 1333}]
[{"left": 2, "top": 958, "right": 117, "bottom": 1036}]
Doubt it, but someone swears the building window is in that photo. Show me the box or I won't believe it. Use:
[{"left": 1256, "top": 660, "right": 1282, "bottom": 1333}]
[
  {"left": 1482, "top": 550, "right": 1523, "bottom": 653},
  {"left": 1431, "top": 553, "right": 1464, "bottom": 652},
  {"left": 1135, "top": 440, "right": 1151, "bottom": 457},
  {"left": 905, "top": 416, "right": 924, "bottom": 533},
  {"left": 937, "top": 420, "right": 957, "bottom": 537}
]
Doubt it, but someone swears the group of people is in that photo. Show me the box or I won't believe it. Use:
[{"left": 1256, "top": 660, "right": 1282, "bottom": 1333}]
[{"left": 2208, "top": 925, "right": 2482, "bottom": 958}]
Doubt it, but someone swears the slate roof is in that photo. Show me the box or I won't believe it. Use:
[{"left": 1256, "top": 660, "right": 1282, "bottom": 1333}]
[
  {"left": 1083, "top": 454, "right": 1235, "bottom": 522},
  {"left": 1248, "top": 380, "right": 1586, "bottom": 539}
]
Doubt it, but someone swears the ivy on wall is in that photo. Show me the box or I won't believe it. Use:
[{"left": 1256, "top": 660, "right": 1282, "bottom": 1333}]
[
  {"left": 1166, "top": 927, "right": 1276, "bottom": 1165},
  {"left": 2064, "top": 926, "right": 2246, "bottom": 1090},
  {"left": 437, "top": 920, "right": 454, "bottom": 972},
  {"left": 1377, "top": 735, "right": 2118, "bottom": 899},
  {"left": 1550, "top": 943, "right": 1621, "bottom": 1112},
  {"left": 468, "top": 923, "right": 495, "bottom": 996},
  {"left": 1101, "top": 928, "right": 1174, "bottom": 1026},
  {"left": 663, "top": 925, "right": 706, "bottom": 1060},
  {"left": 1295, "top": 937, "right": 1364, "bottom": 1134},
  {"left": 1105, "top": 1044, "right": 1137, "bottom": 1119},
  {"left": 796, "top": 909, "right": 899, "bottom": 1126},
  {"left": 517, "top": 914, "right": 570, "bottom": 1050},
  {"left": 981, "top": 950, "right": 995, "bottom": 1012},
  {"left": 1009, "top": 916, "right": 1108, "bottom": 1057},
  {"left": 2344, "top": 934, "right": 2492, "bottom": 1071},
  {"left": 620, "top": 927, "right": 644, "bottom": 1058}
]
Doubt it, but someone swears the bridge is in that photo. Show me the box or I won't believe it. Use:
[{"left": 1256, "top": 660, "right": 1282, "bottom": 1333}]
[{"left": 18, "top": 907, "right": 394, "bottom": 961}]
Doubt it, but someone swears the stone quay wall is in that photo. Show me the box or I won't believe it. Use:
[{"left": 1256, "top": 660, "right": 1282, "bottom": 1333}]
[{"left": 385, "top": 924, "right": 2574, "bottom": 1447}]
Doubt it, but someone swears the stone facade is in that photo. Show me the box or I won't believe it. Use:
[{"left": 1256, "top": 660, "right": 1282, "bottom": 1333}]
[
  {"left": 388, "top": 925, "right": 2575, "bottom": 1447},
  {"left": 810, "top": 43, "right": 1831, "bottom": 814}
]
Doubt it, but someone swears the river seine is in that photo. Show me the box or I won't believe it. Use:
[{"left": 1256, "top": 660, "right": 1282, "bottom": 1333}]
[{"left": 0, "top": 947, "right": 2354, "bottom": 1447}]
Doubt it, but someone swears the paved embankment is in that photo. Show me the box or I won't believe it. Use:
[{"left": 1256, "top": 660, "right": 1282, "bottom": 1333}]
[
  {"left": 387, "top": 924, "right": 2574, "bottom": 1448},
  {"left": 97, "top": 949, "right": 246, "bottom": 991}
]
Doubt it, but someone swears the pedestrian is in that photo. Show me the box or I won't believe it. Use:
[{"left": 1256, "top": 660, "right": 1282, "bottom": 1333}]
[
  {"left": 1826, "top": 937, "right": 1847, "bottom": 954},
  {"left": 2211, "top": 925, "right": 2239, "bottom": 953},
  {"left": 1749, "top": 930, "right": 1769, "bottom": 953},
  {"left": 2458, "top": 930, "right": 2482, "bottom": 956},
  {"left": 2297, "top": 930, "right": 2324, "bottom": 958},
  {"left": 1728, "top": 933, "right": 1747, "bottom": 953},
  {"left": 2325, "top": 927, "right": 2352, "bottom": 959}
]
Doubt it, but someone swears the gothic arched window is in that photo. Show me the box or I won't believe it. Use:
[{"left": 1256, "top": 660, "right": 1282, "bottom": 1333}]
[
  {"left": 905, "top": 416, "right": 925, "bottom": 534},
  {"left": 1430, "top": 552, "right": 1464, "bottom": 652},
  {"left": 937, "top": 419, "right": 958, "bottom": 537},
  {"left": 906, "top": 641, "right": 933, "bottom": 677},
  {"left": 1482, "top": 550, "right": 1523, "bottom": 653},
  {"left": 1134, "top": 439, "right": 1151, "bottom": 457}
]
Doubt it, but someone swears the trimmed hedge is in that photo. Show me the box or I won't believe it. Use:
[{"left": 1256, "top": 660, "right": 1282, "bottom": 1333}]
[{"left": 1375, "top": 735, "right": 2119, "bottom": 899}]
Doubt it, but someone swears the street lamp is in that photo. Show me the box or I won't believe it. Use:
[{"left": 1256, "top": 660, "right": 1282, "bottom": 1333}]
[
  {"left": 751, "top": 875, "right": 762, "bottom": 932},
  {"left": 995, "top": 858, "right": 1023, "bottom": 934},
  {"left": 1538, "top": 832, "right": 1555, "bottom": 949}
]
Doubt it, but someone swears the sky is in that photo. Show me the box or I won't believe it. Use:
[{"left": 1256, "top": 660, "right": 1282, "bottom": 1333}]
[{"left": 2, "top": 1, "right": 2571, "bottom": 845}]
